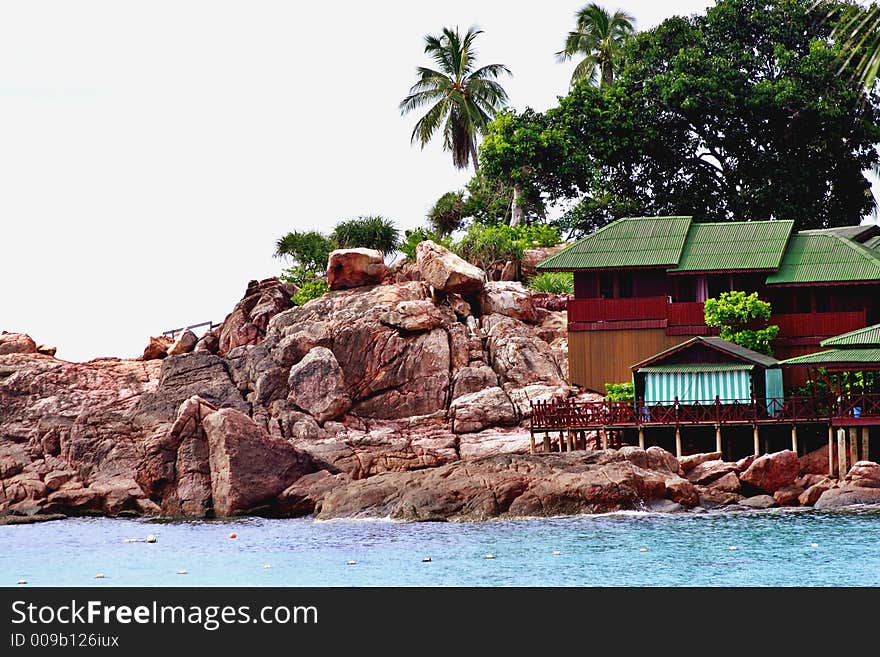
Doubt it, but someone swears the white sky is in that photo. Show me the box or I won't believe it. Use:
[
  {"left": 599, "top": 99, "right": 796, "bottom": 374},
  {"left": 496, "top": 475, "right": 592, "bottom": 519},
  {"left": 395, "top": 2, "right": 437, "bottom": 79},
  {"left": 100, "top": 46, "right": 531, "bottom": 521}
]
[{"left": 1, "top": 0, "right": 760, "bottom": 362}]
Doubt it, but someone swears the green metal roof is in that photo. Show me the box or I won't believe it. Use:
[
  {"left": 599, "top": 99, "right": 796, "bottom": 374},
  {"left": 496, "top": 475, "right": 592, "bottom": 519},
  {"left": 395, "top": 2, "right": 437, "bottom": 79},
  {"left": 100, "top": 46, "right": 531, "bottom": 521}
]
[
  {"left": 809, "top": 225, "right": 878, "bottom": 241},
  {"left": 765, "top": 233, "right": 880, "bottom": 285},
  {"left": 670, "top": 220, "right": 793, "bottom": 272},
  {"left": 637, "top": 363, "right": 755, "bottom": 373},
  {"left": 780, "top": 348, "right": 880, "bottom": 366},
  {"left": 631, "top": 336, "right": 780, "bottom": 370},
  {"left": 865, "top": 235, "right": 880, "bottom": 251},
  {"left": 536, "top": 216, "right": 692, "bottom": 271},
  {"left": 820, "top": 323, "right": 880, "bottom": 348}
]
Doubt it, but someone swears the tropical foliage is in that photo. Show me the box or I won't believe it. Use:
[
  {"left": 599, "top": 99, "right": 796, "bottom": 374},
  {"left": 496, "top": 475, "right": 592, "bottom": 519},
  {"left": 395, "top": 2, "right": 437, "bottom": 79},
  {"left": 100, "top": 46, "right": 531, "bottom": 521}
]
[
  {"left": 274, "top": 230, "right": 334, "bottom": 286},
  {"left": 290, "top": 280, "right": 329, "bottom": 307},
  {"left": 454, "top": 223, "right": 561, "bottom": 271},
  {"left": 399, "top": 227, "right": 454, "bottom": 261},
  {"left": 556, "top": 3, "right": 636, "bottom": 87},
  {"left": 527, "top": 272, "right": 574, "bottom": 294},
  {"left": 399, "top": 26, "right": 511, "bottom": 170},
  {"left": 704, "top": 291, "right": 780, "bottom": 357},
  {"left": 479, "top": 0, "right": 880, "bottom": 234},
  {"left": 330, "top": 215, "right": 401, "bottom": 253},
  {"left": 604, "top": 381, "right": 634, "bottom": 403},
  {"left": 427, "top": 191, "right": 466, "bottom": 236}
]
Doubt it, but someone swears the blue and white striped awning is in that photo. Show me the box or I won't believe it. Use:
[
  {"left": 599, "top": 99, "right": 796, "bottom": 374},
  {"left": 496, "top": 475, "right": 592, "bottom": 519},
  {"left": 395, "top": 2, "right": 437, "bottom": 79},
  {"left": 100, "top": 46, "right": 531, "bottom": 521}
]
[{"left": 642, "top": 366, "right": 753, "bottom": 405}]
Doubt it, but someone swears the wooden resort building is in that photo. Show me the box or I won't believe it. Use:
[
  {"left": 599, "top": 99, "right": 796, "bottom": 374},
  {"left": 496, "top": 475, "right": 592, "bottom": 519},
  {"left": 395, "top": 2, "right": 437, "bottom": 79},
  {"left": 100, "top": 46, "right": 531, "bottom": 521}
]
[
  {"left": 529, "top": 217, "right": 880, "bottom": 476},
  {"left": 536, "top": 216, "right": 880, "bottom": 392}
]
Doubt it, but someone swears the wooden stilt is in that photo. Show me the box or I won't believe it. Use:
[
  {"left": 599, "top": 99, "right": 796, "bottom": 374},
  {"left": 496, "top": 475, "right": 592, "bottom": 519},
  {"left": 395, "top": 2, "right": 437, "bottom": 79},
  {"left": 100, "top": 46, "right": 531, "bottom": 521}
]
[
  {"left": 849, "top": 428, "right": 859, "bottom": 468},
  {"left": 566, "top": 431, "right": 575, "bottom": 453},
  {"left": 529, "top": 431, "right": 536, "bottom": 454},
  {"left": 753, "top": 426, "right": 760, "bottom": 456},
  {"left": 862, "top": 428, "right": 870, "bottom": 463},
  {"left": 543, "top": 435, "right": 551, "bottom": 454},
  {"left": 791, "top": 425, "right": 798, "bottom": 455},
  {"left": 828, "top": 425, "right": 835, "bottom": 477},
  {"left": 715, "top": 425, "right": 722, "bottom": 454},
  {"left": 638, "top": 428, "right": 645, "bottom": 450},
  {"left": 837, "top": 428, "right": 847, "bottom": 480},
  {"left": 675, "top": 426, "right": 682, "bottom": 458},
  {"left": 558, "top": 431, "right": 565, "bottom": 453},
  {"left": 601, "top": 428, "right": 608, "bottom": 450}
]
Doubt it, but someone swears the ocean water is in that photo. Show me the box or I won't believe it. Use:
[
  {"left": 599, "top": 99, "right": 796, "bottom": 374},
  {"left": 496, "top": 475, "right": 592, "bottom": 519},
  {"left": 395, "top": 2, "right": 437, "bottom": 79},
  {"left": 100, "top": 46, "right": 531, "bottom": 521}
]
[{"left": 2, "top": 509, "right": 879, "bottom": 587}]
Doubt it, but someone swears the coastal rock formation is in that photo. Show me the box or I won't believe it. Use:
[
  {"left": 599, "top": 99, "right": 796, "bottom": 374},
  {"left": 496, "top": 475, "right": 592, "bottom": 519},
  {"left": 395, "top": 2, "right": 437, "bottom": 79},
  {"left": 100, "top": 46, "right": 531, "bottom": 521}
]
[
  {"left": 287, "top": 347, "right": 351, "bottom": 424},
  {"left": 167, "top": 330, "right": 198, "bottom": 357},
  {"left": 740, "top": 450, "right": 799, "bottom": 493},
  {"left": 218, "top": 278, "right": 295, "bottom": 356},
  {"left": 327, "top": 248, "right": 390, "bottom": 290},
  {"left": 479, "top": 282, "right": 538, "bottom": 323},
  {"left": 141, "top": 336, "right": 173, "bottom": 360},
  {"left": 0, "top": 332, "right": 37, "bottom": 355}
]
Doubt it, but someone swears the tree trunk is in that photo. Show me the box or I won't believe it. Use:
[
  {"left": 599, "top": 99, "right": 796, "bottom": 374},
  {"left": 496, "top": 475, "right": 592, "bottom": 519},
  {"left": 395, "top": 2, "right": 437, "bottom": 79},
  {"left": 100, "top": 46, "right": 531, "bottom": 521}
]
[
  {"left": 470, "top": 140, "right": 480, "bottom": 173},
  {"left": 601, "top": 61, "right": 613, "bottom": 88},
  {"left": 509, "top": 182, "right": 523, "bottom": 227}
]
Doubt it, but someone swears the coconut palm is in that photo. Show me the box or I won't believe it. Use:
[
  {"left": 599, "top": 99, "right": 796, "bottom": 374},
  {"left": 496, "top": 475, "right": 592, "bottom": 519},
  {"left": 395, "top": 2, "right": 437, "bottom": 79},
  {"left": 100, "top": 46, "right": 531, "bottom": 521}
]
[
  {"left": 400, "top": 26, "right": 511, "bottom": 171},
  {"left": 556, "top": 3, "right": 636, "bottom": 88}
]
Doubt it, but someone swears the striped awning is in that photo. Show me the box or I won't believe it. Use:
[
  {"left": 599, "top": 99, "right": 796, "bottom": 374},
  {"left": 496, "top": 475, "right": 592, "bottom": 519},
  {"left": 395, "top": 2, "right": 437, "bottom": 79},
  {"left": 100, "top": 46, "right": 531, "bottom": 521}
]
[{"left": 643, "top": 369, "right": 753, "bottom": 405}]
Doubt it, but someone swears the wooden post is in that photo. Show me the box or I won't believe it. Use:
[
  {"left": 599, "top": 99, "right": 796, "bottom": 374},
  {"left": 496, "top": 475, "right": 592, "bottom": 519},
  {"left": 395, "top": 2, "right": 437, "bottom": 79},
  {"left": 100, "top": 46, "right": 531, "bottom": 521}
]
[
  {"left": 715, "top": 425, "right": 722, "bottom": 454},
  {"left": 862, "top": 428, "right": 870, "bottom": 463},
  {"left": 601, "top": 428, "right": 609, "bottom": 450},
  {"left": 559, "top": 431, "right": 566, "bottom": 453},
  {"left": 529, "top": 431, "right": 536, "bottom": 454},
  {"left": 791, "top": 425, "right": 798, "bottom": 455},
  {"left": 849, "top": 428, "right": 859, "bottom": 468},
  {"left": 753, "top": 426, "right": 760, "bottom": 456},
  {"left": 837, "top": 428, "right": 847, "bottom": 480},
  {"left": 543, "top": 435, "right": 551, "bottom": 454},
  {"left": 675, "top": 427, "right": 682, "bottom": 458},
  {"left": 828, "top": 425, "right": 835, "bottom": 478},
  {"left": 638, "top": 428, "right": 645, "bottom": 450},
  {"left": 566, "top": 431, "right": 575, "bottom": 453}
]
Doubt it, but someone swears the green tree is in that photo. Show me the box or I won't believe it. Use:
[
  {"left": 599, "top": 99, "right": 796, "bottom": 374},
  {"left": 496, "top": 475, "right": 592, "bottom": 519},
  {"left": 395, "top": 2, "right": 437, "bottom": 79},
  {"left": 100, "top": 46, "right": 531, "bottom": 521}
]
[
  {"left": 480, "top": 0, "right": 880, "bottom": 233},
  {"left": 331, "top": 215, "right": 401, "bottom": 254},
  {"left": 827, "top": 1, "right": 880, "bottom": 87},
  {"left": 427, "top": 191, "right": 466, "bottom": 236},
  {"left": 556, "top": 3, "right": 636, "bottom": 87},
  {"left": 274, "top": 230, "right": 333, "bottom": 286},
  {"left": 399, "top": 26, "right": 511, "bottom": 171},
  {"left": 704, "top": 291, "right": 780, "bottom": 356}
]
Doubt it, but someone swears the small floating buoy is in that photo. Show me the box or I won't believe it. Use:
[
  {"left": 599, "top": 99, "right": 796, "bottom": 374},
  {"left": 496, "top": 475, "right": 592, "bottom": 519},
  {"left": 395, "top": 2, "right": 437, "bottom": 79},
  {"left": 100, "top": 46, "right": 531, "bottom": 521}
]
[
  {"left": 177, "top": 569, "right": 188, "bottom": 575},
  {"left": 263, "top": 564, "right": 272, "bottom": 569},
  {"left": 728, "top": 546, "right": 738, "bottom": 551},
  {"left": 811, "top": 543, "right": 819, "bottom": 548},
  {"left": 552, "top": 550, "right": 562, "bottom": 556},
  {"left": 346, "top": 560, "right": 358, "bottom": 566},
  {"left": 639, "top": 548, "right": 649, "bottom": 553},
  {"left": 483, "top": 553, "right": 495, "bottom": 560},
  {"left": 145, "top": 535, "right": 157, "bottom": 543},
  {"left": 17, "top": 579, "right": 27, "bottom": 585},
  {"left": 229, "top": 532, "right": 237, "bottom": 539},
  {"left": 94, "top": 573, "right": 106, "bottom": 579},
  {"left": 422, "top": 557, "right": 432, "bottom": 563}
]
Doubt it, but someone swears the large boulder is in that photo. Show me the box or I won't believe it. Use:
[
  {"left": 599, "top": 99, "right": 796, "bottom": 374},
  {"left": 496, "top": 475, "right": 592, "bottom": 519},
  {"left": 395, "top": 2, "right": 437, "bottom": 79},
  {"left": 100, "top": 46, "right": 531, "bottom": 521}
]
[
  {"left": 203, "top": 408, "right": 314, "bottom": 516},
  {"left": 521, "top": 246, "right": 566, "bottom": 280},
  {"left": 141, "top": 336, "right": 173, "bottom": 360},
  {"left": 0, "top": 332, "right": 37, "bottom": 356},
  {"left": 450, "top": 387, "right": 517, "bottom": 434},
  {"left": 814, "top": 486, "right": 880, "bottom": 510},
  {"left": 686, "top": 459, "right": 737, "bottom": 485},
  {"left": 478, "top": 282, "right": 538, "bottom": 323},
  {"left": 218, "top": 278, "right": 294, "bottom": 356},
  {"left": 844, "top": 461, "right": 880, "bottom": 488},
  {"left": 451, "top": 365, "right": 499, "bottom": 400},
  {"left": 287, "top": 347, "right": 351, "bottom": 424},
  {"left": 327, "top": 248, "right": 390, "bottom": 290},
  {"left": 798, "top": 479, "right": 835, "bottom": 506},
  {"left": 415, "top": 240, "right": 486, "bottom": 295},
  {"left": 482, "top": 314, "right": 565, "bottom": 388},
  {"left": 275, "top": 470, "right": 350, "bottom": 516},
  {"left": 679, "top": 452, "right": 723, "bottom": 475},
  {"left": 799, "top": 444, "right": 831, "bottom": 476},
  {"left": 167, "top": 330, "right": 198, "bottom": 357},
  {"left": 740, "top": 450, "right": 799, "bottom": 494}
]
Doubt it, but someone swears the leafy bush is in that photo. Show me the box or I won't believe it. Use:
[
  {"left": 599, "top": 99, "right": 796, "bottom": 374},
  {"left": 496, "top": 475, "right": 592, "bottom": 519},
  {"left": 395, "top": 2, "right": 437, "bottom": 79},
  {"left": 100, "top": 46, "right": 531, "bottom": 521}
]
[
  {"left": 704, "top": 291, "right": 780, "bottom": 356},
  {"left": 274, "top": 230, "right": 334, "bottom": 286},
  {"left": 291, "top": 280, "right": 329, "bottom": 306},
  {"left": 427, "top": 191, "right": 465, "bottom": 236},
  {"left": 331, "top": 215, "right": 401, "bottom": 253},
  {"left": 605, "top": 382, "right": 634, "bottom": 403},
  {"left": 454, "top": 223, "right": 562, "bottom": 270},
  {"left": 399, "top": 227, "right": 453, "bottom": 261},
  {"left": 527, "top": 272, "right": 574, "bottom": 294}
]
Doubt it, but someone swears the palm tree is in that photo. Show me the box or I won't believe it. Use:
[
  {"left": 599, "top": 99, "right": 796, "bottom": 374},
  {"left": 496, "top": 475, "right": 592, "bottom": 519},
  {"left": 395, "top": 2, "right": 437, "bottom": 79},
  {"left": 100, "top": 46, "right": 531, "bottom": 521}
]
[
  {"left": 828, "top": 1, "right": 880, "bottom": 88},
  {"left": 400, "top": 26, "right": 511, "bottom": 171},
  {"left": 556, "top": 3, "right": 635, "bottom": 88}
]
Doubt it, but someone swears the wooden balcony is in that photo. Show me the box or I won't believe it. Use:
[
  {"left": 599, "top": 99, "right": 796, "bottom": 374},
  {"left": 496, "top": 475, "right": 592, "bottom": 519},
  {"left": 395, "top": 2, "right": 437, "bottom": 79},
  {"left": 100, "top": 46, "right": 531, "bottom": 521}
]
[
  {"left": 568, "top": 296, "right": 668, "bottom": 323},
  {"left": 771, "top": 311, "right": 866, "bottom": 340}
]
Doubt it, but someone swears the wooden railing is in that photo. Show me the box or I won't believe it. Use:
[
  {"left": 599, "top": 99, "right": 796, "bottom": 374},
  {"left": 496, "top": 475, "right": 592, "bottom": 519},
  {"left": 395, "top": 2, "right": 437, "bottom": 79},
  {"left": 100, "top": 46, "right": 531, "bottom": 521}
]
[
  {"left": 568, "top": 296, "right": 668, "bottom": 323},
  {"left": 530, "top": 394, "right": 880, "bottom": 430}
]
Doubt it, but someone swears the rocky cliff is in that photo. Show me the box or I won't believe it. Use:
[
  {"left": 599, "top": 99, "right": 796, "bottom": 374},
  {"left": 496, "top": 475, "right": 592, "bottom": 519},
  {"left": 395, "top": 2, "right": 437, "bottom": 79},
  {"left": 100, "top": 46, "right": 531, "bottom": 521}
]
[{"left": 2, "top": 242, "right": 877, "bottom": 521}]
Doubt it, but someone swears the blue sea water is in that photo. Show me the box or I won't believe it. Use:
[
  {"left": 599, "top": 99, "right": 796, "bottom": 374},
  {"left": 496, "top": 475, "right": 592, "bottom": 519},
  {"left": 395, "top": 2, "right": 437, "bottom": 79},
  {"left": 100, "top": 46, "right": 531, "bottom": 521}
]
[{"left": 2, "top": 509, "right": 879, "bottom": 587}]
